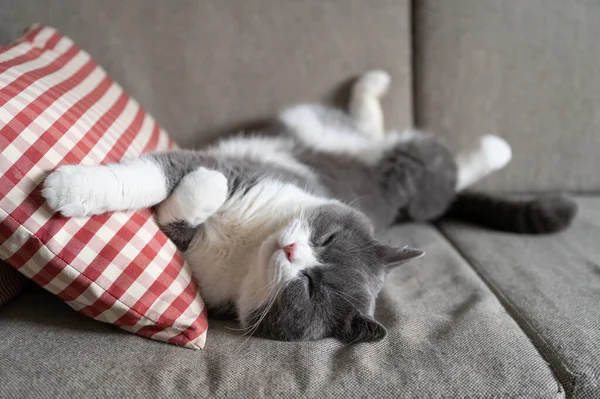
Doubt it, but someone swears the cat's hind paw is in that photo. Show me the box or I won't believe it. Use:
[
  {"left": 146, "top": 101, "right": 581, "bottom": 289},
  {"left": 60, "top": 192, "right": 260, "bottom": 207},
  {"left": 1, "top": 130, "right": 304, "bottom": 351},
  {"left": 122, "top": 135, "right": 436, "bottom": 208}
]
[
  {"left": 480, "top": 135, "right": 512, "bottom": 170},
  {"left": 353, "top": 70, "right": 391, "bottom": 98}
]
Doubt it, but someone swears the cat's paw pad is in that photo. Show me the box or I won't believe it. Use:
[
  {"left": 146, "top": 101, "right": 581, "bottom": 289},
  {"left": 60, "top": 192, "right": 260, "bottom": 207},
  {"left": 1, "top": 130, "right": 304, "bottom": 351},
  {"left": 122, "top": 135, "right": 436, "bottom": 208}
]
[
  {"left": 480, "top": 135, "right": 512, "bottom": 170},
  {"left": 176, "top": 168, "right": 228, "bottom": 225},
  {"left": 42, "top": 166, "right": 95, "bottom": 217},
  {"left": 354, "top": 70, "right": 391, "bottom": 98}
]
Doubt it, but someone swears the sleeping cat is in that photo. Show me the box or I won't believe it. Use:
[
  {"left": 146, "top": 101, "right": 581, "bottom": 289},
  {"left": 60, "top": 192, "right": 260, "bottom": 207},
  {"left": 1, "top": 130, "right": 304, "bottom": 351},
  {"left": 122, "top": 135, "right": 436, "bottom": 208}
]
[{"left": 41, "top": 70, "right": 577, "bottom": 343}]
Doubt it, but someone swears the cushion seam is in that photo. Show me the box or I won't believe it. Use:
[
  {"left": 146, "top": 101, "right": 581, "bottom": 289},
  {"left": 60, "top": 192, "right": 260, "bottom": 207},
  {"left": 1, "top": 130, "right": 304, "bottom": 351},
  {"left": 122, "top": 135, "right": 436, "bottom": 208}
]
[{"left": 434, "top": 224, "right": 575, "bottom": 396}]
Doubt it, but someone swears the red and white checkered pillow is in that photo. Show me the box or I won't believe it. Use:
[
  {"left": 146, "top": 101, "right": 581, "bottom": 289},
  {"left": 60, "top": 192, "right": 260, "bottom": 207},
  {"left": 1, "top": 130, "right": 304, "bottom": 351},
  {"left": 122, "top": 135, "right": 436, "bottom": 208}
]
[{"left": 0, "top": 25, "right": 208, "bottom": 349}]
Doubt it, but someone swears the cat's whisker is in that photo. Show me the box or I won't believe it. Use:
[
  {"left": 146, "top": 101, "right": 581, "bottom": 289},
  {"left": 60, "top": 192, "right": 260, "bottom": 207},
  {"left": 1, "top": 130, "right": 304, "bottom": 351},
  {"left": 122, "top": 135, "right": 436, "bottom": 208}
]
[
  {"left": 347, "top": 195, "right": 368, "bottom": 207},
  {"left": 250, "top": 270, "right": 288, "bottom": 311},
  {"left": 348, "top": 242, "right": 379, "bottom": 253},
  {"left": 328, "top": 288, "right": 365, "bottom": 313},
  {"left": 224, "top": 325, "right": 252, "bottom": 331},
  {"left": 329, "top": 285, "right": 369, "bottom": 307},
  {"left": 247, "top": 272, "right": 281, "bottom": 294},
  {"left": 235, "top": 281, "right": 288, "bottom": 351},
  {"left": 225, "top": 276, "right": 283, "bottom": 333},
  {"left": 238, "top": 274, "right": 287, "bottom": 335}
]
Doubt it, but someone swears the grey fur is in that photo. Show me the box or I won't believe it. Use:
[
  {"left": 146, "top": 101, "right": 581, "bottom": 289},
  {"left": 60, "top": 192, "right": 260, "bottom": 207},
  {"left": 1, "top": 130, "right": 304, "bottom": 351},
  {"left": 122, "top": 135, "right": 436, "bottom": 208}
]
[
  {"left": 295, "top": 135, "right": 457, "bottom": 230},
  {"left": 149, "top": 148, "right": 325, "bottom": 252},
  {"left": 42, "top": 67, "right": 577, "bottom": 344},
  {"left": 247, "top": 203, "right": 420, "bottom": 342},
  {"left": 142, "top": 103, "right": 574, "bottom": 343}
]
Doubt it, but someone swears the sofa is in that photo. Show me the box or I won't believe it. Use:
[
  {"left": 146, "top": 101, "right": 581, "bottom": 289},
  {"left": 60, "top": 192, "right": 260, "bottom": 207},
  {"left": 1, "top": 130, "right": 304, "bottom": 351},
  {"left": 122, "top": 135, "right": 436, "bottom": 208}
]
[{"left": 1, "top": 1, "right": 598, "bottom": 398}]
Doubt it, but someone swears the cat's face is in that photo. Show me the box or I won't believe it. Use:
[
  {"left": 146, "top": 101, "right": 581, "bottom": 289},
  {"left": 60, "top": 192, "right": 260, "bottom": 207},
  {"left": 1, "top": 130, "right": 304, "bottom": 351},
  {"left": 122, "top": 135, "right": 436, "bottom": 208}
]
[{"left": 236, "top": 202, "right": 423, "bottom": 343}]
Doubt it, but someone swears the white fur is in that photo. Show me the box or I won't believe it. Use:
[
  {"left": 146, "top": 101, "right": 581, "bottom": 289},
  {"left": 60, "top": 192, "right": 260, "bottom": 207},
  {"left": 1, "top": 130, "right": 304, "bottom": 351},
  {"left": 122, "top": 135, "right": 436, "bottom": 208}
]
[
  {"left": 455, "top": 135, "right": 512, "bottom": 191},
  {"left": 281, "top": 104, "right": 423, "bottom": 164},
  {"left": 208, "top": 136, "right": 313, "bottom": 178},
  {"left": 184, "top": 179, "right": 329, "bottom": 325},
  {"left": 349, "top": 70, "right": 391, "bottom": 138},
  {"left": 156, "top": 168, "right": 228, "bottom": 226},
  {"left": 42, "top": 157, "right": 167, "bottom": 217},
  {"left": 279, "top": 69, "right": 423, "bottom": 164},
  {"left": 42, "top": 69, "right": 514, "bottom": 332}
]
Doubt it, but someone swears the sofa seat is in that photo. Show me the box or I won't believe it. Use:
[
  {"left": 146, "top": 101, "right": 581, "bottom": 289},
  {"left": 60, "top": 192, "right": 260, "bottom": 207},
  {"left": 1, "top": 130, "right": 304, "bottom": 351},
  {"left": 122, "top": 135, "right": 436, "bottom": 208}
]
[
  {"left": 1, "top": 224, "right": 562, "bottom": 398},
  {"left": 440, "top": 196, "right": 600, "bottom": 398}
]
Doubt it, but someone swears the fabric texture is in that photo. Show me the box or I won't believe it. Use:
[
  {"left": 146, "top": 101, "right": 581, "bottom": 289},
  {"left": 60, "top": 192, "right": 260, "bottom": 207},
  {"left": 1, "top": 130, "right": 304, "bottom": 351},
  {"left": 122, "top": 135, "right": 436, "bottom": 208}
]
[
  {"left": 440, "top": 196, "right": 600, "bottom": 398},
  {"left": 0, "top": 260, "right": 27, "bottom": 306},
  {"left": 0, "top": 26, "right": 207, "bottom": 349},
  {"left": 0, "top": 224, "right": 563, "bottom": 398},
  {"left": 0, "top": 0, "right": 413, "bottom": 149},
  {"left": 413, "top": 0, "right": 600, "bottom": 192}
]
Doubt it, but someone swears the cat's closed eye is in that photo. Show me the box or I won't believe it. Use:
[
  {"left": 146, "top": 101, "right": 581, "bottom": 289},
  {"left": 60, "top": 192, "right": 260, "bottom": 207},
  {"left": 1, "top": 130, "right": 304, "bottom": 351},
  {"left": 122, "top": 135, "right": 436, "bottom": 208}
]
[{"left": 320, "top": 233, "right": 336, "bottom": 247}]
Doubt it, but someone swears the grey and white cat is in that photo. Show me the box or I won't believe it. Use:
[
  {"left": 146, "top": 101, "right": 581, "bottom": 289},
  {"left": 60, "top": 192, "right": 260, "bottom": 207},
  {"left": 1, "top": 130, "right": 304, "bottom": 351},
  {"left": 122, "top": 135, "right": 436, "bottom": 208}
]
[{"left": 42, "top": 71, "right": 576, "bottom": 343}]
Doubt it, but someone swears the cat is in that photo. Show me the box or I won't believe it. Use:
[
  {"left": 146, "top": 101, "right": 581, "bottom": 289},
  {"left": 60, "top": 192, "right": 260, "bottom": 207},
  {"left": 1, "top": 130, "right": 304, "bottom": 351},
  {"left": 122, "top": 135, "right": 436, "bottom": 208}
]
[{"left": 41, "top": 70, "right": 577, "bottom": 343}]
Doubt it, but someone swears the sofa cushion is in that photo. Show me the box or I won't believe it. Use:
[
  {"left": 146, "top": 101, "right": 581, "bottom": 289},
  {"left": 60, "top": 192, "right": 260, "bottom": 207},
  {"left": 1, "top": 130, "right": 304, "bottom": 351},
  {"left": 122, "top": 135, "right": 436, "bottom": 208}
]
[
  {"left": 439, "top": 196, "right": 600, "bottom": 398},
  {"left": 0, "top": 224, "right": 562, "bottom": 398},
  {"left": 414, "top": 0, "right": 600, "bottom": 192},
  {"left": 0, "top": 25, "right": 207, "bottom": 349},
  {"left": 0, "top": 0, "right": 413, "bottom": 149}
]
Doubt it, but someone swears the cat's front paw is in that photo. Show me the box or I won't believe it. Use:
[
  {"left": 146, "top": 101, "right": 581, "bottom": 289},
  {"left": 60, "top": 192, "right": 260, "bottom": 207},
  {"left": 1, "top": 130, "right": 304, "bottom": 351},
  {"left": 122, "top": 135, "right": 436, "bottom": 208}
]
[
  {"left": 184, "top": 169, "right": 228, "bottom": 224},
  {"left": 42, "top": 165, "right": 95, "bottom": 217},
  {"left": 160, "top": 168, "right": 228, "bottom": 226}
]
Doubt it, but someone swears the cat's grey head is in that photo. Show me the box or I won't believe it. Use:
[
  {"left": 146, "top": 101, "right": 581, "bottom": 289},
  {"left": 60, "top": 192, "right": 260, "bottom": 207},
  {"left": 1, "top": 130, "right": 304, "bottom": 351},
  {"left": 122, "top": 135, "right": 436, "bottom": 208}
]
[{"left": 236, "top": 202, "right": 423, "bottom": 343}]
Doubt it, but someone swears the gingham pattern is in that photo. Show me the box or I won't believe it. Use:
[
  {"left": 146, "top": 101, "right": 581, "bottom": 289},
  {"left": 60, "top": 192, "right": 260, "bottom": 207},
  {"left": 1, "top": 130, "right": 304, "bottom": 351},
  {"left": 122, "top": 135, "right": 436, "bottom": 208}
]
[{"left": 0, "top": 25, "right": 208, "bottom": 349}]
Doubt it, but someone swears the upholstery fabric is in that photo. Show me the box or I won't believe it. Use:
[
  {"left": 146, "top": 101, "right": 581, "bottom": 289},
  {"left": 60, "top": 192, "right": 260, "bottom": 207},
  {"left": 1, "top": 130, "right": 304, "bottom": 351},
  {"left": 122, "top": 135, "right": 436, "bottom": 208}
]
[
  {"left": 0, "top": 26, "right": 207, "bottom": 349},
  {"left": 0, "top": 225, "right": 562, "bottom": 398},
  {"left": 440, "top": 196, "right": 600, "bottom": 398},
  {"left": 413, "top": 0, "right": 600, "bottom": 192},
  {"left": 0, "top": 0, "right": 413, "bottom": 149}
]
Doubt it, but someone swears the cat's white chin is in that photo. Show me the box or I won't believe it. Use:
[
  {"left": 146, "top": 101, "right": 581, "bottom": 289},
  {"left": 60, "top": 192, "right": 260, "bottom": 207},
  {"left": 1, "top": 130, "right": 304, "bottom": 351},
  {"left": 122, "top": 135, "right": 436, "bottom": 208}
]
[
  {"left": 235, "top": 233, "right": 293, "bottom": 325},
  {"left": 236, "top": 217, "right": 317, "bottom": 325}
]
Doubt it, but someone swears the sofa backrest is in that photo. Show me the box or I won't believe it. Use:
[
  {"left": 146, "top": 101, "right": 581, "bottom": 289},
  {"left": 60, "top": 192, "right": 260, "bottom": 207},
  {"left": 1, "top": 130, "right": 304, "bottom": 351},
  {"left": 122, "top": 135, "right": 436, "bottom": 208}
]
[
  {"left": 0, "top": 0, "right": 412, "bottom": 149},
  {"left": 3, "top": 0, "right": 598, "bottom": 192},
  {"left": 414, "top": 0, "right": 600, "bottom": 192}
]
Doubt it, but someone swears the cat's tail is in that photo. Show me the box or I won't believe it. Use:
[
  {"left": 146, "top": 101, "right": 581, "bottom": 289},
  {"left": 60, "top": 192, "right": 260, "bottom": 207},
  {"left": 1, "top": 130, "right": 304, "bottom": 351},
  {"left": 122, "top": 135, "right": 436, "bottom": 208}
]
[{"left": 444, "top": 192, "right": 578, "bottom": 234}]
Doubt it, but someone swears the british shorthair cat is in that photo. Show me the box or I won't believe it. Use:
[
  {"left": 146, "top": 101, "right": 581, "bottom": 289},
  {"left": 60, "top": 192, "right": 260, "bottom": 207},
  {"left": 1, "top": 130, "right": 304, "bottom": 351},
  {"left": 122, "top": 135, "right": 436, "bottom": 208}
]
[{"left": 42, "top": 71, "right": 576, "bottom": 343}]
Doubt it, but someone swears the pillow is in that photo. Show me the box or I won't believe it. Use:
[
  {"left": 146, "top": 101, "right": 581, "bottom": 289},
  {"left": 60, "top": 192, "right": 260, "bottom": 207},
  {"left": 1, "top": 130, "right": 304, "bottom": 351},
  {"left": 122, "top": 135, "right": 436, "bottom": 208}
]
[{"left": 0, "top": 25, "right": 208, "bottom": 349}]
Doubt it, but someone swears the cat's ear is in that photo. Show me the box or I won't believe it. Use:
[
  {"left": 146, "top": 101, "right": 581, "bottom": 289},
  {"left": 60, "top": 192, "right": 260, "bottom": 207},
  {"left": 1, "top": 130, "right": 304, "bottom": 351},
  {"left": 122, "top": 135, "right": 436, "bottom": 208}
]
[
  {"left": 384, "top": 246, "right": 425, "bottom": 270},
  {"left": 337, "top": 313, "right": 387, "bottom": 344}
]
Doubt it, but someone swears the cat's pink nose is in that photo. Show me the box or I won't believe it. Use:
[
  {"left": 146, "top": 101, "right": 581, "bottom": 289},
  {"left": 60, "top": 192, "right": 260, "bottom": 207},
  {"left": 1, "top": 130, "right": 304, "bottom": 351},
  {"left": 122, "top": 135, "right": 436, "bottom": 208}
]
[{"left": 283, "top": 243, "right": 296, "bottom": 262}]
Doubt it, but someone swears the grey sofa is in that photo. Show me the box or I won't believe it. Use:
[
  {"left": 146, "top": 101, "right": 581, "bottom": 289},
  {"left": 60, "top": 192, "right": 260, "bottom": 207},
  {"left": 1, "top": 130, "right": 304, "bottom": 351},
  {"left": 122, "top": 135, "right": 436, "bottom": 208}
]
[{"left": 1, "top": 1, "right": 599, "bottom": 398}]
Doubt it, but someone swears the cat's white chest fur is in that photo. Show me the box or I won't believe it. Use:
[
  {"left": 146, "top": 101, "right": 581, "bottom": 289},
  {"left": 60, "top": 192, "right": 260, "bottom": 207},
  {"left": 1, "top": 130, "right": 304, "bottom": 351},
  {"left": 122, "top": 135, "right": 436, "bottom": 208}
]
[{"left": 183, "top": 179, "right": 319, "bottom": 306}]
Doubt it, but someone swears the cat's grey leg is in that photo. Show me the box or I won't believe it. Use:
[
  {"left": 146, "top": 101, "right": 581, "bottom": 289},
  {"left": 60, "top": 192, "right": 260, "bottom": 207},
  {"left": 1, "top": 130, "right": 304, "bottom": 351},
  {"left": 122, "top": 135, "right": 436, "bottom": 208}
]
[
  {"left": 349, "top": 70, "right": 390, "bottom": 139},
  {"left": 43, "top": 157, "right": 170, "bottom": 217},
  {"left": 155, "top": 167, "right": 228, "bottom": 228},
  {"left": 455, "top": 135, "right": 512, "bottom": 191}
]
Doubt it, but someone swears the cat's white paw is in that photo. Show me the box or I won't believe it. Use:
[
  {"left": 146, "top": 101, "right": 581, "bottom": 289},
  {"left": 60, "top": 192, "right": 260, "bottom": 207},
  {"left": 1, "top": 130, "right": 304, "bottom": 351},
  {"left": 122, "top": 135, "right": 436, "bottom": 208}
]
[
  {"left": 42, "top": 165, "right": 95, "bottom": 217},
  {"left": 480, "top": 135, "right": 512, "bottom": 170},
  {"left": 165, "top": 168, "right": 228, "bottom": 226},
  {"left": 354, "top": 70, "right": 391, "bottom": 98}
]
